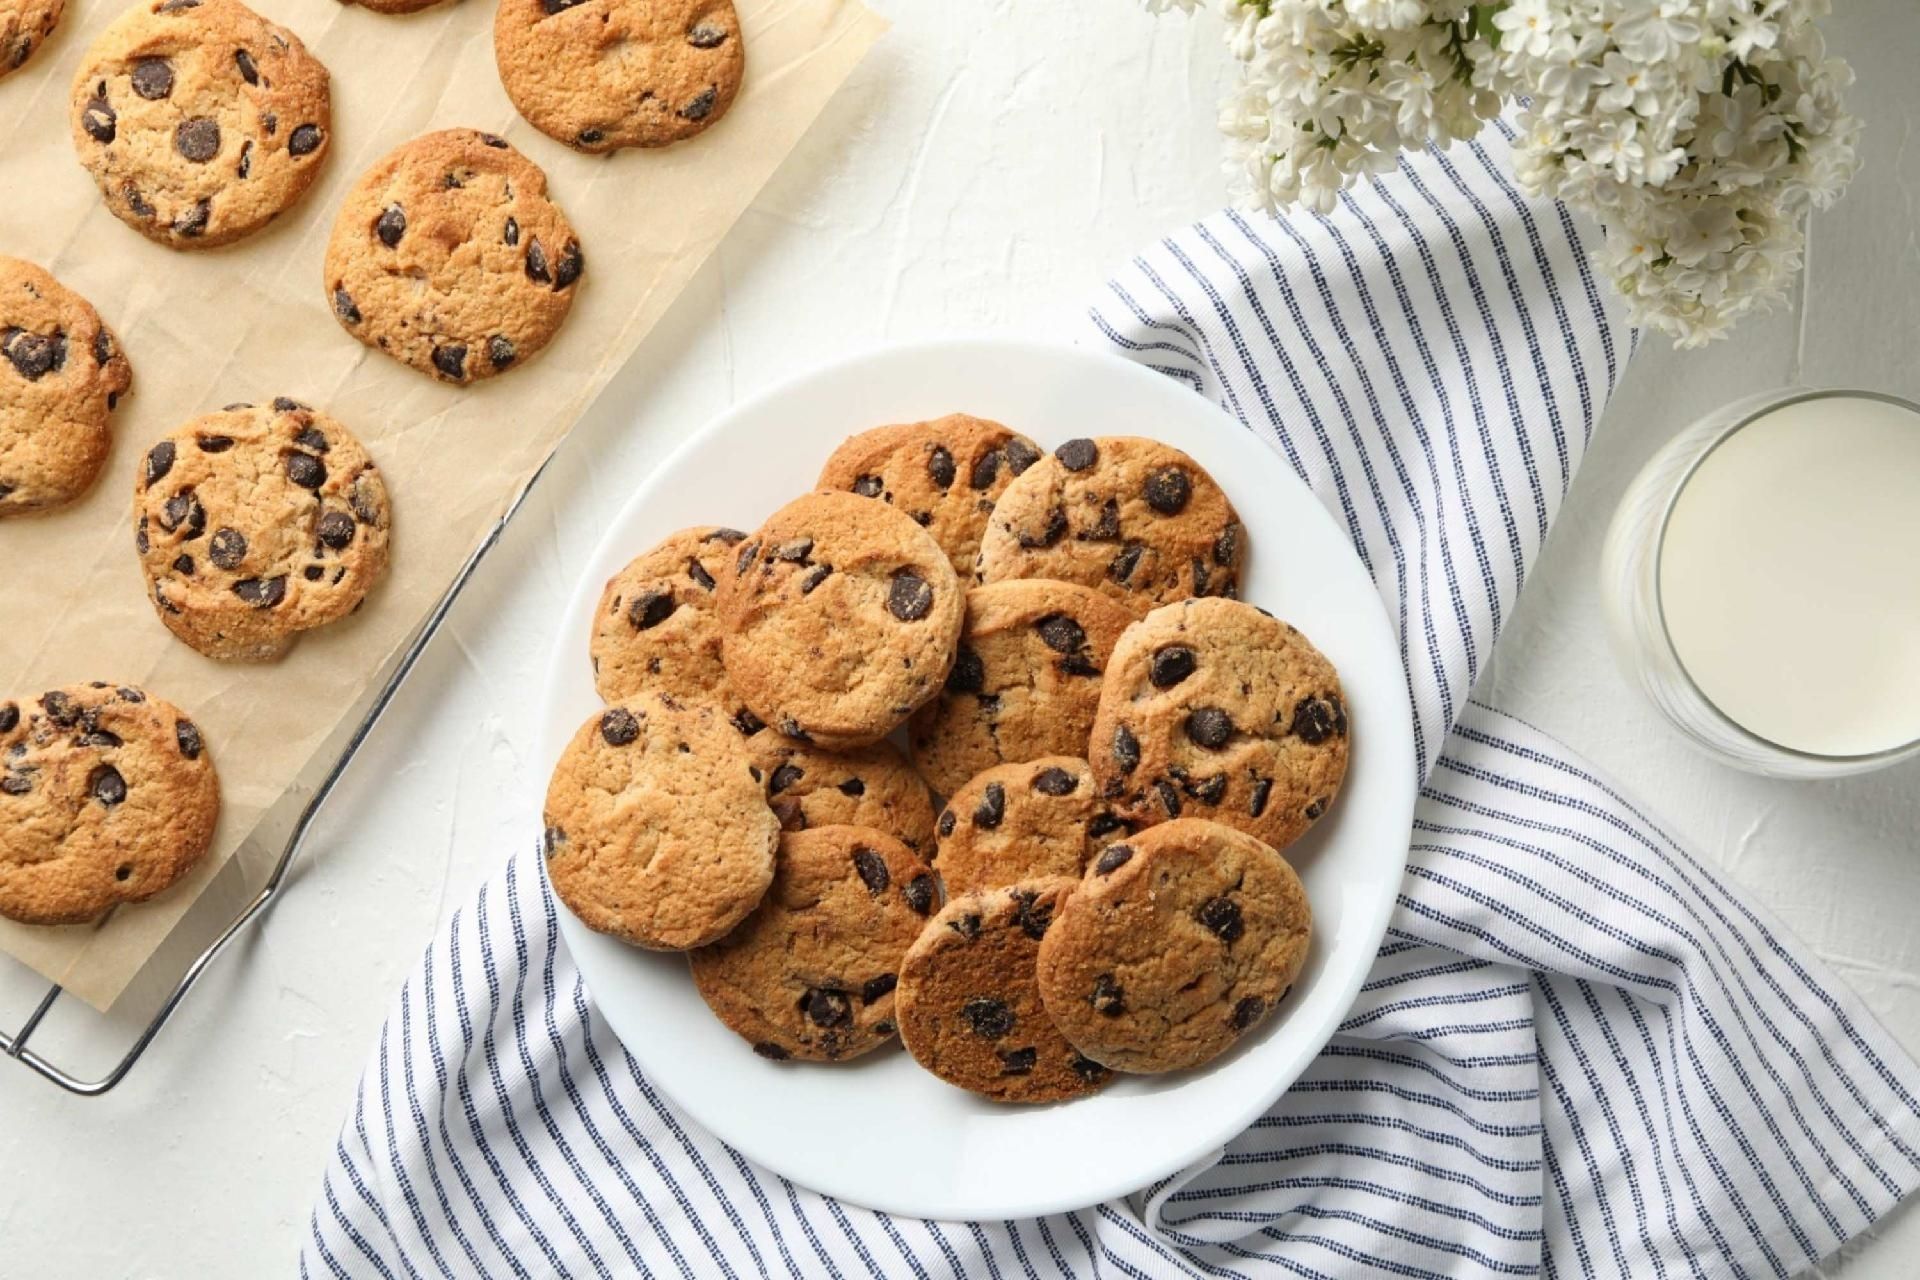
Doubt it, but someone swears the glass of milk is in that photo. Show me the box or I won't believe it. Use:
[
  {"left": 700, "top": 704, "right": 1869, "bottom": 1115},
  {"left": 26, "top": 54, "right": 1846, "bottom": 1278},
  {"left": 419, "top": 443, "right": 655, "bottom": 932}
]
[{"left": 1601, "top": 388, "right": 1920, "bottom": 778}]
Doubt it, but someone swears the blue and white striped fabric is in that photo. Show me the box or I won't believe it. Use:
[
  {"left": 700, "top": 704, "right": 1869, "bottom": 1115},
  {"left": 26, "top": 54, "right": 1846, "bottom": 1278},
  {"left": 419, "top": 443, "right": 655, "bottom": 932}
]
[{"left": 306, "top": 122, "right": 1920, "bottom": 1279}]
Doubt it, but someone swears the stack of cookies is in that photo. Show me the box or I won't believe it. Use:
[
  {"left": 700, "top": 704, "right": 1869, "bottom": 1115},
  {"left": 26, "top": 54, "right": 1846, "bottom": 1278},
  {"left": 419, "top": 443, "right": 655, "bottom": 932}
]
[{"left": 545, "top": 415, "right": 1351, "bottom": 1104}]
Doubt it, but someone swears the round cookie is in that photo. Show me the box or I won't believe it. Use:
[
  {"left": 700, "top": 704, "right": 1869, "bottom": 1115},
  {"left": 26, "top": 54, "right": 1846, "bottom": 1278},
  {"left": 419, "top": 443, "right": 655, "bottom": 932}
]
[
  {"left": 933, "top": 757, "right": 1134, "bottom": 897},
  {"left": 977, "top": 436, "right": 1243, "bottom": 613},
  {"left": 749, "top": 736, "right": 937, "bottom": 858},
  {"left": 495, "top": 0, "right": 743, "bottom": 154},
  {"left": 689, "top": 825, "right": 938, "bottom": 1062},
  {"left": 2, "top": 0, "right": 63, "bottom": 79},
  {"left": 718, "top": 491, "right": 963, "bottom": 751},
  {"left": 1036, "top": 818, "right": 1311, "bottom": 1074},
  {"left": 1, "top": 257, "right": 133, "bottom": 516},
  {"left": 70, "top": 0, "right": 332, "bottom": 249},
  {"left": 544, "top": 692, "right": 778, "bottom": 951},
  {"left": 818, "top": 414, "right": 1043, "bottom": 577},
  {"left": 134, "top": 399, "right": 391, "bottom": 662},
  {"left": 1089, "top": 597, "right": 1347, "bottom": 852},
  {"left": 591, "top": 524, "right": 748, "bottom": 711},
  {"left": 908, "top": 579, "right": 1132, "bottom": 799},
  {"left": 896, "top": 879, "right": 1112, "bottom": 1103},
  {"left": 324, "top": 128, "right": 583, "bottom": 384},
  {"left": 0, "top": 683, "right": 219, "bottom": 926}
]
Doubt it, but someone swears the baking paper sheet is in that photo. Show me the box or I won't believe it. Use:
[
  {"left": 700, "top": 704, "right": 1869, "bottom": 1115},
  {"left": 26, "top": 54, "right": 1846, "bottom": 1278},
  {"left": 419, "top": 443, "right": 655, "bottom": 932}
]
[{"left": 0, "top": 0, "right": 884, "bottom": 1010}]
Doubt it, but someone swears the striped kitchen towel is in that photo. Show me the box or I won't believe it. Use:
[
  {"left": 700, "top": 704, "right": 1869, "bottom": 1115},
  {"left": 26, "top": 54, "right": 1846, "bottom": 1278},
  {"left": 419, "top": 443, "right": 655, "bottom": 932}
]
[{"left": 305, "top": 121, "right": 1920, "bottom": 1279}]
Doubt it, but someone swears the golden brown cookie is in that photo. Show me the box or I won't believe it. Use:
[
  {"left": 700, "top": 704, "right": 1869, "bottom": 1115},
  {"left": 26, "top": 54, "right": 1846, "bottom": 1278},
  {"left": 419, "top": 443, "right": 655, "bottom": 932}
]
[
  {"left": 494, "top": 0, "right": 742, "bottom": 153},
  {"left": 544, "top": 693, "right": 778, "bottom": 951},
  {"left": 896, "top": 878, "right": 1112, "bottom": 1103},
  {"left": 1089, "top": 597, "right": 1347, "bottom": 852},
  {"left": 133, "top": 399, "right": 391, "bottom": 662},
  {"left": 590, "top": 525, "right": 749, "bottom": 712},
  {"left": 718, "top": 491, "right": 963, "bottom": 751},
  {"left": 818, "top": 414, "right": 1043, "bottom": 577},
  {"left": 689, "top": 825, "right": 938, "bottom": 1062},
  {"left": 749, "top": 735, "right": 937, "bottom": 858},
  {"left": 908, "top": 579, "right": 1132, "bottom": 798},
  {"left": 324, "top": 128, "right": 582, "bottom": 384},
  {"left": 0, "top": 257, "right": 132, "bottom": 516},
  {"left": 0, "top": 683, "right": 219, "bottom": 925},
  {"left": 933, "top": 757, "right": 1134, "bottom": 897},
  {"left": 70, "top": 0, "right": 332, "bottom": 249},
  {"left": 1036, "top": 818, "right": 1310, "bottom": 1074},
  {"left": 2, "top": 0, "right": 63, "bottom": 78},
  {"left": 977, "top": 436, "right": 1243, "bottom": 613}
]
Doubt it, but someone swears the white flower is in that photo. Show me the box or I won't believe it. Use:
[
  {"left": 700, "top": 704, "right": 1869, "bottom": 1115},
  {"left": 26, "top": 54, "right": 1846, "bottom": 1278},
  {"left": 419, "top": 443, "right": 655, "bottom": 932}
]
[{"left": 1494, "top": 0, "right": 1558, "bottom": 58}]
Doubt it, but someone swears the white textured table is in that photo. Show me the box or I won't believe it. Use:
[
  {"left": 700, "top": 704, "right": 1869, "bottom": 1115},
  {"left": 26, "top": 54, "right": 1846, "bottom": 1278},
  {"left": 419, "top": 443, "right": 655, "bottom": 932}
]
[{"left": 4, "top": 2, "right": 1916, "bottom": 1272}]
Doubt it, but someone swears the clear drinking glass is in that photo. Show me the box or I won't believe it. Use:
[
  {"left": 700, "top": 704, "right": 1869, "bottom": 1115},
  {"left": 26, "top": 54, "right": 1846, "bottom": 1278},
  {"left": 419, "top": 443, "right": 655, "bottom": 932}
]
[{"left": 1599, "top": 387, "right": 1920, "bottom": 779}]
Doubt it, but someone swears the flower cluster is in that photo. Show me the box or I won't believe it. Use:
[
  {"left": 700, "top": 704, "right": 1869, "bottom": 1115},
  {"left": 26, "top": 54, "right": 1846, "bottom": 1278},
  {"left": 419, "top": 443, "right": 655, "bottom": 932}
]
[{"left": 1152, "top": 0, "right": 1859, "bottom": 345}]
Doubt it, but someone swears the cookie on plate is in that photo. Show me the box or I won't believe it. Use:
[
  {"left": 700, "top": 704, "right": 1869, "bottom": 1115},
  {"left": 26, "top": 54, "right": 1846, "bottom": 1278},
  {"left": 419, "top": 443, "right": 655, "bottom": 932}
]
[
  {"left": 977, "top": 436, "right": 1242, "bottom": 613},
  {"left": 70, "top": 0, "right": 332, "bottom": 249},
  {"left": 690, "top": 824, "right": 937, "bottom": 1062},
  {"left": 590, "top": 525, "right": 749, "bottom": 710},
  {"left": 907, "top": 579, "right": 1132, "bottom": 798},
  {"left": 0, "top": 683, "right": 219, "bottom": 925},
  {"left": 1, "top": 257, "right": 132, "bottom": 516},
  {"left": 495, "top": 0, "right": 743, "bottom": 153},
  {"left": 134, "top": 399, "right": 391, "bottom": 662},
  {"left": 933, "top": 757, "right": 1133, "bottom": 897},
  {"left": 544, "top": 693, "right": 778, "bottom": 951},
  {"left": 818, "top": 414, "right": 1043, "bottom": 577},
  {"left": 1035, "top": 818, "right": 1310, "bottom": 1074},
  {"left": 718, "top": 491, "right": 963, "bottom": 751},
  {"left": 1089, "top": 597, "right": 1347, "bottom": 852},
  {"left": 324, "top": 128, "right": 582, "bottom": 384},
  {"left": 896, "top": 878, "right": 1111, "bottom": 1103},
  {"left": 750, "top": 735, "right": 937, "bottom": 859},
  {"left": 2, "top": 0, "right": 63, "bottom": 79}
]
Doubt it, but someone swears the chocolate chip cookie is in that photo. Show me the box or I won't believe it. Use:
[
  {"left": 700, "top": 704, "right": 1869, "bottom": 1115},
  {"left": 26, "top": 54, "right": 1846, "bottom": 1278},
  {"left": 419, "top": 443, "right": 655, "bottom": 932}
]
[
  {"left": 977, "top": 436, "right": 1243, "bottom": 614},
  {"left": 718, "top": 491, "right": 963, "bottom": 751},
  {"left": 0, "top": 683, "right": 219, "bottom": 925},
  {"left": 1, "top": 257, "right": 132, "bottom": 516},
  {"left": 1036, "top": 818, "right": 1310, "bottom": 1074},
  {"left": 324, "top": 128, "right": 582, "bottom": 384},
  {"left": 689, "top": 824, "right": 937, "bottom": 1061},
  {"left": 494, "top": 0, "right": 743, "bottom": 153},
  {"left": 133, "top": 399, "right": 391, "bottom": 662},
  {"left": 2, "top": 0, "right": 62, "bottom": 79},
  {"left": 908, "top": 579, "right": 1132, "bottom": 798},
  {"left": 933, "top": 757, "right": 1133, "bottom": 897},
  {"left": 1089, "top": 597, "right": 1347, "bottom": 852},
  {"left": 591, "top": 525, "right": 747, "bottom": 711},
  {"left": 749, "top": 736, "right": 937, "bottom": 858},
  {"left": 544, "top": 692, "right": 778, "bottom": 951},
  {"left": 818, "top": 414, "right": 1043, "bottom": 577},
  {"left": 70, "top": 0, "right": 332, "bottom": 249},
  {"left": 896, "top": 878, "right": 1111, "bottom": 1103}
]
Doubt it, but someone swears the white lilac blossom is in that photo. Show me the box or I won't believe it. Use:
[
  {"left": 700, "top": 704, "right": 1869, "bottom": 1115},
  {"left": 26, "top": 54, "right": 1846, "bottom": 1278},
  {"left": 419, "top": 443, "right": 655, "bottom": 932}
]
[{"left": 1151, "top": 0, "right": 1859, "bottom": 346}]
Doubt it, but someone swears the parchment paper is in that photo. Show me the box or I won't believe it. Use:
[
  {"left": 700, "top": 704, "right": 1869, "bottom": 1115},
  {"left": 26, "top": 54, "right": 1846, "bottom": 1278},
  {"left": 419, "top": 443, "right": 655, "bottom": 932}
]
[{"left": 0, "top": 0, "right": 884, "bottom": 1010}]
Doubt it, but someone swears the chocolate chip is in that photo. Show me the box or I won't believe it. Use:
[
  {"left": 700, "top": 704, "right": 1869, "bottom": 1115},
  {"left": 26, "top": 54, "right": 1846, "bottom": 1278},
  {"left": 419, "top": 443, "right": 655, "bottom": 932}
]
[
  {"left": 707, "top": 528, "right": 746, "bottom": 544},
  {"left": 159, "top": 491, "right": 201, "bottom": 535},
  {"left": 1055, "top": 438, "right": 1098, "bottom": 471},
  {"left": 317, "top": 511, "right": 356, "bottom": 550},
  {"left": 41, "top": 690, "right": 78, "bottom": 726},
  {"left": 1112, "top": 724, "right": 1139, "bottom": 773},
  {"left": 688, "top": 21, "right": 727, "bottom": 46},
  {"left": 777, "top": 716, "right": 810, "bottom": 743},
  {"left": 973, "top": 782, "right": 1005, "bottom": 829},
  {"left": 171, "top": 719, "right": 203, "bottom": 759},
  {"left": 333, "top": 288, "right": 362, "bottom": 325},
  {"left": 599, "top": 708, "right": 639, "bottom": 745},
  {"left": 1305, "top": 797, "right": 1327, "bottom": 821},
  {"left": 936, "top": 809, "right": 956, "bottom": 838},
  {"left": 1153, "top": 780, "right": 1182, "bottom": 816},
  {"left": 1088, "top": 812, "right": 1129, "bottom": 839},
  {"left": 285, "top": 451, "right": 326, "bottom": 489},
  {"left": 947, "top": 911, "right": 981, "bottom": 940},
  {"left": 175, "top": 117, "right": 220, "bottom": 162},
  {"left": 288, "top": 124, "right": 322, "bottom": 157},
  {"left": 887, "top": 572, "right": 932, "bottom": 621},
  {"left": 1186, "top": 707, "right": 1233, "bottom": 749},
  {"left": 1143, "top": 466, "right": 1191, "bottom": 514},
  {"left": 851, "top": 474, "right": 883, "bottom": 498},
  {"left": 963, "top": 997, "right": 1014, "bottom": 1039},
  {"left": 262, "top": 110, "right": 276, "bottom": 135},
  {"left": 903, "top": 873, "right": 936, "bottom": 915},
  {"left": 1187, "top": 773, "right": 1228, "bottom": 805},
  {"left": 1004, "top": 438, "right": 1040, "bottom": 474},
  {"left": 1016, "top": 507, "right": 1067, "bottom": 548},
  {"left": 350, "top": 482, "right": 382, "bottom": 526},
  {"left": 1197, "top": 896, "right": 1243, "bottom": 943},
  {"left": 1012, "top": 890, "right": 1054, "bottom": 940},
  {"left": 169, "top": 198, "right": 210, "bottom": 238},
  {"left": 304, "top": 565, "right": 324, "bottom": 581},
  {"left": 208, "top": 527, "right": 247, "bottom": 569},
  {"left": 730, "top": 709, "right": 765, "bottom": 736},
  {"left": 734, "top": 541, "right": 759, "bottom": 575},
  {"left": 679, "top": 87, "right": 718, "bottom": 121},
  {"left": 1035, "top": 614, "right": 1085, "bottom": 655},
  {"left": 232, "top": 575, "right": 286, "bottom": 607},
  {"left": 1031, "top": 767, "right": 1078, "bottom": 798},
  {"left": 503, "top": 216, "right": 519, "bottom": 247},
  {"left": 195, "top": 435, "right": 234, "bottom": 454},
  {"left": 1292, "top": 694, "right": 1346, "bottom": 744},
  {"left": 89, "top": 764, "right": 126, "bottom": 807},
  {"left": 799, "top": 564, "right": 833, "bottom": 594},
  {"left": 1191, "top": 557, "right": 1212, "bottom": 594},
  {"left": 1249, "top": 776, "right": 1272, "bottom": 818},
  {"left": 860, "top": 974, "right": 896, "bottom": 1003},
  {"left": 1069, "top": 1053, "right": 1106, "bottom": 1082},
  {"left": 233, "top": 48, "right": 257, "bottom": 85},
  {"left": 4, "top": 329, "right": 64, "bottom": 380},
  {"left": 0, "top": 704, "right": 15, "bottom": 733},
  {"left": 1093, "top": 844, "right": 1132, "bottom": 875},
  {"left": 968, "top": 450, "right": 1000, "bottom": 490},
  {"left": 93, "top": 329, "right": 112, "bottom": 366},
  {"left": 1091, "top": 975, "right": 1125, "bottom": 1016},
  {"left": 1082, "top": 499, "right": 1120, "bottom": 541},
  {"left": 1213, "top": 522, "right": 1240, "bottom": 566},
  {"left": 1107, "top": 542, "right": 1144, "bottom": 585},
  {"left": 766, "top": 762, "right": 802, "bottom": 795},
  {"left": 996, "top": 1047, "right": 1037, "bottom": 1075},
  {"left": 432, "top": 344, "right": 468, "bottom": 381},
  {"left": 82, "top": 97, "right": 116, "bottom": 143},
  {"left": 79, "top": 727, "right": 122, "bottom": 748},
  {"left": 1150, "top": 645, "right": 1196, "bottom": 688},
  {"left": 753, "top": 1041, "right": 790, "bottom": 1061},
  {"left": 542, "top": 825, "right": 566, "bottom": 859},
  {"left": 945, "top": 648, "right": 984, "bottom": 695},
  {"left": 927, "top": 445, "right": 955, "bottom": 490},
  {"left": 525, "top": 238, "right": 552, "bottom": 284},
  {"left": 554, "top": 240, "right": 583, "bottom": 289},
  {"left": 804, "top": 989, "right": 851, "bottom": 1028},
  {"left": 576, "top": 128, "right": 605, "bottom": 146},
  {"left": 769, "top": 797, "right": 804, "bottom": 830},
  {"left": 1231, "top": 996, "right": 1266, "bottom": 1032},
  {"left": 621, "top": 590, "right": 674, "bottom": 633},
  {"left": 479, "top": 133, "right": 508, "bottom": 148},
  {"left": 0, "top": 773, "right": 28, "bottom": 797},
  {"left": 135, "top": 516, "right": 149, "bottom": 554},
  {"left": 773, "top": 537, "right": 813, "bottom": 562},
  {"left": 132, "top": 57, "right": 174, "bottom": 99},
  {"left": 852, "top": 849, "right": 890, "bottom": 894},
  {"left": 488, "top": 336, "right": 516, "bottom": 370}
]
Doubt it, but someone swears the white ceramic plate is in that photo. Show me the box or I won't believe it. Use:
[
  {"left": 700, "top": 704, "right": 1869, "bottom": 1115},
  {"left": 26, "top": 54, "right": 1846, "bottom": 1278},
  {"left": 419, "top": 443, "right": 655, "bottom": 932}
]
[{"left": 537, "top": 337, "right": 1415, "bottom": 1220}]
